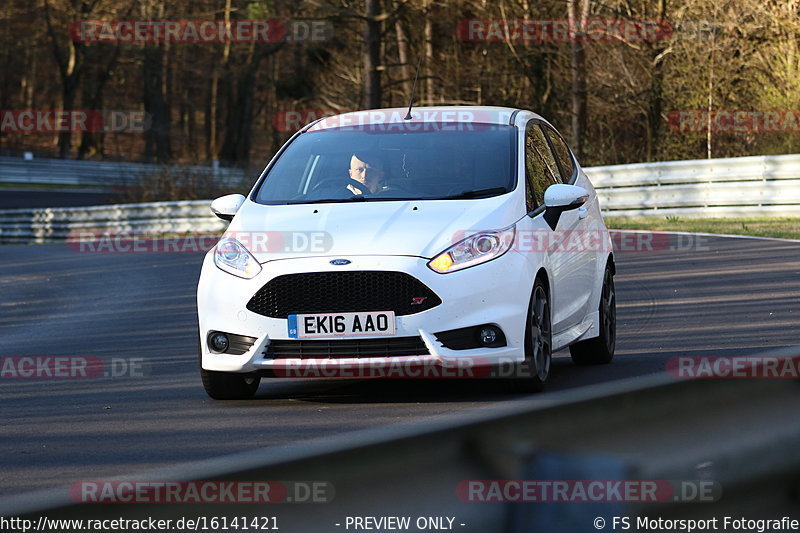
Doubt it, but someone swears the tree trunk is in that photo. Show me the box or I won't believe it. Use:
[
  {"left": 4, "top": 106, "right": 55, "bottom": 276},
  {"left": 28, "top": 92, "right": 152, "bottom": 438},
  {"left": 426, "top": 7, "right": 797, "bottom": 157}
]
[
  {"left": 44, "top": 0, "right": 88, "bottom": 158},
  {"left": 394, "top": 1, "right": 412, "bottom": 100},
  {"left": 78, "top": 44, "right": 122, "bottom": 160},
  {"left": 567, "top": 0, "right": 589, "bottom": 160},
  {"left": 143, "top": 40, "right": 171, "bottom": 163},
  {"left": 209, "top": 0, "right": 232, "bottom": 162},
  {"left": 645, "top": 0, "right": 668, "bottom": 161},
  {"left": 220, "top": 51, "right": 261, "bottom": 166},
  {"left": 58, "top": 78, "right": 79, "bottom": 158},
  {"left": 219, "top": 40, "right": 283, "bottom": 166},
  {"left": 424, "top": 2, "right": 435, "bottom": 104},
  {"left": 363, "top": 0, "right": 382, "bottom": 109}
]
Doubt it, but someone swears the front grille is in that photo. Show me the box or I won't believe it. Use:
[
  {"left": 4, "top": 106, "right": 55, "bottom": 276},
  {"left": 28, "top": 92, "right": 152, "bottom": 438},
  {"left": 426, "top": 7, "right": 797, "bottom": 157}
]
[
  {"left": 246, "top": 271, "right": 441, "bottom": 318},
  {"left": 265, "top": 336, "right": 430, "bottom": 359}
]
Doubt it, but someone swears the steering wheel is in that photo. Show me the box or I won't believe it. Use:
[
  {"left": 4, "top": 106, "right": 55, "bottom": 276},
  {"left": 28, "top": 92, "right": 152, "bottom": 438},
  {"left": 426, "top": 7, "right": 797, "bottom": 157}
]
[
  {"left": 344, "top": 178, "right": 371, "bottom": 195},
  {"left": 302, "top": 177, "right": 370, "bottom": 200}
]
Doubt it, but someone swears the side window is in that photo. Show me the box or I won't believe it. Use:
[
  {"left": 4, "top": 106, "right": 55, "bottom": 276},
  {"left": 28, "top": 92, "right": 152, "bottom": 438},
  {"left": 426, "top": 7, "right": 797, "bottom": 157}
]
[
  {"left": 543, "top": 126, "right": 575, "bottom": 184},
  {"left": 524, "top": 122, "right": 561, "bottom": 211}
]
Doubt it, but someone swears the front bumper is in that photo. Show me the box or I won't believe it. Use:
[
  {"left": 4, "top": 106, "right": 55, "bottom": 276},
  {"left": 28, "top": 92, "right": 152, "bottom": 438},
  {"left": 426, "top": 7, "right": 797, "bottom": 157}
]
[{"left": 197, "top": 251, "right": 536, "bottom": 374}]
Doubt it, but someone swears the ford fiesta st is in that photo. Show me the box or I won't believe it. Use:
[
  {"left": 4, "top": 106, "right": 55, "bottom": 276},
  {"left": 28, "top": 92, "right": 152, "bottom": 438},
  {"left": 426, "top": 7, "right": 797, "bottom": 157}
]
[{"left": 197, "top": 106, "right": 616, "bottom": 399}]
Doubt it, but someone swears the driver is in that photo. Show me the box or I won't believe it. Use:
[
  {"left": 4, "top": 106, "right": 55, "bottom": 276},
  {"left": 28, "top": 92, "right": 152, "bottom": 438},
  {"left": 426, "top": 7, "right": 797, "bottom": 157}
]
[{"left": 348, "top": 152, "right": 385, "bottom": 194}]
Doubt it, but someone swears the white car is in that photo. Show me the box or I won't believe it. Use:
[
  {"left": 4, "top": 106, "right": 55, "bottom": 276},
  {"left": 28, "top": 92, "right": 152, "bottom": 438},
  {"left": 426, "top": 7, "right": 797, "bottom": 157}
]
[{"left": 197, "top": 106, "right": 615, "bottom": 399}]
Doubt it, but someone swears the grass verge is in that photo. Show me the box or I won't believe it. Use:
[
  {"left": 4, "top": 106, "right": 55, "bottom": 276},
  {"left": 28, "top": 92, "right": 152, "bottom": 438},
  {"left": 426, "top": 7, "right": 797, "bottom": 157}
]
[{"left": 604, "top": 217, "right": 800, "bottom": 240}]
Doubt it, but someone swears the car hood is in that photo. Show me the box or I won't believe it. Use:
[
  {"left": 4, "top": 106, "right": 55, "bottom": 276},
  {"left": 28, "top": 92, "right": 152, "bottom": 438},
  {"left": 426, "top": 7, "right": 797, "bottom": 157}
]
[{"left": 226, "top": 194, "right": 521, "bottom": 263}]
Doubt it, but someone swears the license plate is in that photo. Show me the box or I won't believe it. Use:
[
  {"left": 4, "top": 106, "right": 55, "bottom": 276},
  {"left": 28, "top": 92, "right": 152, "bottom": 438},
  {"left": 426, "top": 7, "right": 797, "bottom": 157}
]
[{"left": 288, "top": 311, "right": 396, "bottom": 338}]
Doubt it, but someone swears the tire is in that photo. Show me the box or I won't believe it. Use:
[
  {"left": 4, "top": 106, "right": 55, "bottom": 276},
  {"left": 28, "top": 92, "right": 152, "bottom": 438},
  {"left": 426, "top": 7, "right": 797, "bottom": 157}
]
[
  {"left": 201, "top": 369, "right": 261, "bottom": 400},
  {"left": 513, "top": 277, "right": 552, "bottom": 392},
  {"left": 199, "top": 337, "right": 260, "bottom": 400},
  {"left": 569, "top": 263, "right": 616, "bottom": 365}
]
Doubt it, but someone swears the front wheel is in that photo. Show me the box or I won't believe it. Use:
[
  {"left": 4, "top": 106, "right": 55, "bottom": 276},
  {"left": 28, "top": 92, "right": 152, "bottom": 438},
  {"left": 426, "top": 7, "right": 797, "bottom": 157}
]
[
  {"left": 513, "top": 278, "right": 552, "bottom": 393},
  {"left": 201, "top": 368, "right": 261, "bottom": 400},
  {"left": 569, "top": 263, "right": 616, "bottom": 365},
  {"left": 199, "top": 338, "right": 260, "bottom": 399}
]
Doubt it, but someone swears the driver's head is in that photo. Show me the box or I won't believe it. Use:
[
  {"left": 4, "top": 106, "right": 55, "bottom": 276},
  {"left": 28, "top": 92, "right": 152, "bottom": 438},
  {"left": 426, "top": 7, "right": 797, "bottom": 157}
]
[{"left": 349, "top": 152, "right": 385, "bottom": 193}]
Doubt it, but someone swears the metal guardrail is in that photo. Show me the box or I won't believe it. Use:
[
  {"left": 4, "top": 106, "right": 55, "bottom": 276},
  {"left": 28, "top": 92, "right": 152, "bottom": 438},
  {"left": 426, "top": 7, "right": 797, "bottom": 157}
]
[
  {"left": 0, "top": 200, "right": 226, "bottom": 243},
  {"left": 3, "top": 347, "right": 799, "bottom": 531},
  {"left": 588, "top": 153, "right": 800, "bottom": 218},
  {"left": 2, "top": 153, "right": 799, "bottom": 244},
  {"left": 0, "top": 156, "right": 246, "bottom": 188}
]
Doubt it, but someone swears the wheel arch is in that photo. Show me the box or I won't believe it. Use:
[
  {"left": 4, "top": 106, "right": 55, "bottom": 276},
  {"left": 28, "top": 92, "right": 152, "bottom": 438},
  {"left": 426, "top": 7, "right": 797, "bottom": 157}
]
[
  {"left": 535, "top": 267, "right": 551, "bottom": 299},
  {"left": 607, "top": 252, "right": 616, "bottom": 275}
]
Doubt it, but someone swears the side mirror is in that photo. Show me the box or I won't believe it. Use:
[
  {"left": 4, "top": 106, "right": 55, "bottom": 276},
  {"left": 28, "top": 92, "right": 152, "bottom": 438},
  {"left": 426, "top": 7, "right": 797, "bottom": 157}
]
[
  {"left": 543, "top": 184, "right": 589, "bottom": 230},
  {"left": 210, "top": 194, "right": 245, "bottom": 222},
  {"left": 544, "top": 183, "right": 589, "bottom": 210}
]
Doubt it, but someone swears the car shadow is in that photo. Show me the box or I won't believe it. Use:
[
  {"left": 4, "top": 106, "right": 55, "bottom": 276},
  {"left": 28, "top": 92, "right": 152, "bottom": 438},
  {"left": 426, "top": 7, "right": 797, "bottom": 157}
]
[{"left": 249, "top": 355, "right": 585, "bottom": 404}]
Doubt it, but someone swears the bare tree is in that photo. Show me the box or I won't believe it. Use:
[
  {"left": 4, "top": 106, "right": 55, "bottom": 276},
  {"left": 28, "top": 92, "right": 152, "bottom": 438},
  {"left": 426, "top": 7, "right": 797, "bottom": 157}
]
[
  {"left": 424, "top": 0, "right": 435, "bottom": 104},
  {"left": 141, "top": 0, "right": 171, "bottom": 163},
  {"left": 363, "top": 0, "right": 382, "bottom": 108},
  {"left": 567, "top": 0, "right": 590, "bottom": 160},
  {"left": 394, "top": 0, "right": 413, "bottom": 98},
  {"left": 43, "top": 0, "right": 94, "bottom": 158},
  {"left": 3, "top": 0, "right": 800, "bottom": 167}
]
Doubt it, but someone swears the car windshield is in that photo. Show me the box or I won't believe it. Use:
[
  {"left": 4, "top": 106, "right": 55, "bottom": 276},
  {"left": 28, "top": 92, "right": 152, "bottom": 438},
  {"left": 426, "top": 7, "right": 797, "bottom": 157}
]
[{"left": 252, "top": 123, "right": 516, "bottom": 204}]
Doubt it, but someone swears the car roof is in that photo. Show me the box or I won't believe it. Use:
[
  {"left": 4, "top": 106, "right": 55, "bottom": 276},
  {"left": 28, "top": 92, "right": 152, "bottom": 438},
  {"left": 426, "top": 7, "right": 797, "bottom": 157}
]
[{"left": 304, "top": 106, "right": 541, "bottom": 132}]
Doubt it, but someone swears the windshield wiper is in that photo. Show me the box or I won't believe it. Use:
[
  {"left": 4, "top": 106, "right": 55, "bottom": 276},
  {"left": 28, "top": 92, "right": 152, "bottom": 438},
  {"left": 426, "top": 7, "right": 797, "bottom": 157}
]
[{"left": 438, "top": 187, "right": 508, "bottom": 200}]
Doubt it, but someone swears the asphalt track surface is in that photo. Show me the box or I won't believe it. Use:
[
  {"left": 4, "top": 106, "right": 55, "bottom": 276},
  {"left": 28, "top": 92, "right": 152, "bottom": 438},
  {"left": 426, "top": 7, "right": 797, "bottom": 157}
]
[{"left": 0, "top": 233, "right": 798, "bottom": 497}]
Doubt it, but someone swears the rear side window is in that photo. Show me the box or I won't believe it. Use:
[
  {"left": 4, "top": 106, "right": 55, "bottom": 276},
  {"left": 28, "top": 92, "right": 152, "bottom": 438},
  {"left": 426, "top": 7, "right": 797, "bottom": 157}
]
[
  {"left": 524, "top": 122, "right": 561, "bottom": 211},
  {"left": 543, "top": 125, "right": 575, "bottom": 184}
]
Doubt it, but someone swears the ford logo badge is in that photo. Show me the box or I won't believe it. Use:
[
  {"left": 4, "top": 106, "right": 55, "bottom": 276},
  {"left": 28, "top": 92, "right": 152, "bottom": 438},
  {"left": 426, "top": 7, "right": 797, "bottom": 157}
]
[{"left": 330, "top": 259, "right": 351, "bottom": 266}]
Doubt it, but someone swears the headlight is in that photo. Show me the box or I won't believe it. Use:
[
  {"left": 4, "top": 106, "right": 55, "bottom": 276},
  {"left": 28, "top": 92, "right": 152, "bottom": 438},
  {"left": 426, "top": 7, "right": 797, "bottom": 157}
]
[
  {"left": 428, "top": 225, "right": 515, "bottom": 274},
  {"left": 214, "top": 237, "right": 262, "bottom": 279}
]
